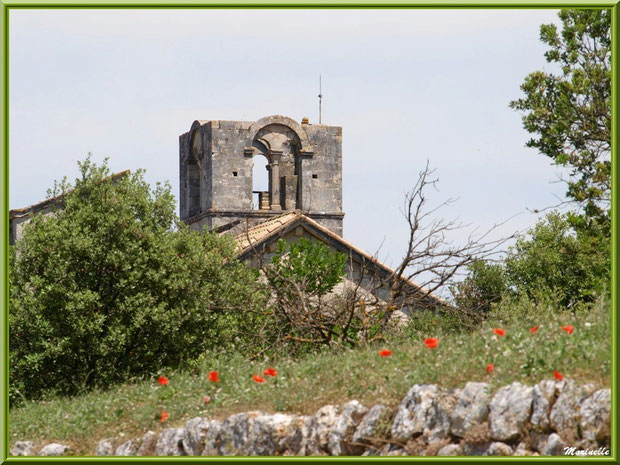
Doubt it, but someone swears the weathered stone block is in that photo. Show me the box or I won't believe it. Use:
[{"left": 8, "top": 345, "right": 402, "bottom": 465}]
[{"left": 488, "top": 382, "right": 533, "bottom": 442}]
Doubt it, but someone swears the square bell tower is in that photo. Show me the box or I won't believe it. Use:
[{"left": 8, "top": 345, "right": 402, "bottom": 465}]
[{"left": 179, "top": 115, "right": 344, "bottom": 236}]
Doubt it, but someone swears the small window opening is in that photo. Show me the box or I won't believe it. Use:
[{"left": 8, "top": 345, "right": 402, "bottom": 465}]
[
  {"left": 312, "top": 174, "right": 318, "bottom": 179},
  {"left": 232, "top": 171, "right": 238, "bottom": 177}
]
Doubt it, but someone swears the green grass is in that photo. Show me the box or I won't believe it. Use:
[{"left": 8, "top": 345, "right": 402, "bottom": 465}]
[{"left": 9, "top": 297, "right": 611, "bottom": 456}]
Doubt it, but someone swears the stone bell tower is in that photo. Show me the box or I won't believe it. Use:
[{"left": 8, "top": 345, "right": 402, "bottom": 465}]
[{"left": 179, "top": 115, "right": 344, "bottom": 235}]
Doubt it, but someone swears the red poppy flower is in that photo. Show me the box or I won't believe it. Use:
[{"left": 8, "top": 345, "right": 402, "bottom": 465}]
[
  {"left": 529, "top": 326, "right": 539, "bottom": 334},
  {"left": 561, "top": 325, "right": 574, "bottom": 335},
  {"left": 208, "top": 371, "right": 219, "bottom": 383},
  {"left": 253, "top": 374, "right": 265, "bottom": 383},
  {"left": 161, "top": 411, "right": 169, "bottom": 423},
  {"left": 263, "top": 367, "right": 277, "bottom": 377},
  {"left": 158, "top": 376, "right": 168, "bottom": 386},
  {"left": 424, "top": 338, "right": 439, "bottom": 349},
  {"left": 379, "top": 349, "right": 392, "bottom": 357},
  {"left": 486, "top": 363, "right": 494, "bottom": 374},
  {"left": 204, "top": 395, "right": 211, "bottom": 405},
  {"left": 553, "top": 370, "right": 563, "bottom": 381},
  {"left": 493, "top": 328, "right": 506, "bottom": 337}
]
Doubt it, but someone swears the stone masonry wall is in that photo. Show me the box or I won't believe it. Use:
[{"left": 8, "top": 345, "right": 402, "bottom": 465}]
[
  {"left": 179, "top": 116, "right": 345, "bottom": 236},
  {"left": 11, "top": 379, "right": 611, "bottom": 457}
]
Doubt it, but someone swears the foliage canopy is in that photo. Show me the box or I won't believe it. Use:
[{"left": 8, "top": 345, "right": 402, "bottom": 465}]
[
  {"left": 451, "top": 212, "right": 609, "bottom": 313},
  {"left": 504, "top": 211, "right": 609, "bottom": 308},
  {"left": 259, "top": 238, "right": 365, "bottom": 353},
  {"left": 452, "top": 9, "right": 613, "bottom": 318},
  {"left": 10, "top": 157, "right": 265, "bottom": 402},
  {"left": 268, "top": 238, "right": 347, "bottom": 297},
  {"left": 509, "top": 9, "right": 611, "bottom": 223}
]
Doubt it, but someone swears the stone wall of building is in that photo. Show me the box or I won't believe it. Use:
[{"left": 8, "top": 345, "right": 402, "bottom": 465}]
[{"left": 179, "top": 115, "right": 344, "bottom": 236}]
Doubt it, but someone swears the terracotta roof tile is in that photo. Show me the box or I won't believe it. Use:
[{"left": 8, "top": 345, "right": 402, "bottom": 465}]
[
  {"left": 232, "top": 211, "right": 300, "bottom": 253},
  {"left": 9, "top": 170, "right": 130, "bottom": 219},
  {"left": 231, "top": 210, "right": 445, "bottom": 306}
]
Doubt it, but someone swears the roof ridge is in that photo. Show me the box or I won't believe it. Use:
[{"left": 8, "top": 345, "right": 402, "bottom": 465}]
[
  {"left": 234, "top": 211, "right": 445, "bottom": 306},
  {"left": 9, "top": 170, "right": 131, "bottom": 218},
  {"left": 232, "top": 210, "right": 301, "bottom": 241}
]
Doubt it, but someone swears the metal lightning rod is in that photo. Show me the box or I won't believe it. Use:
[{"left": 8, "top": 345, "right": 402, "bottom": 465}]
[{"left": 318, "top": 75, "right": 322, "bottom": 124}]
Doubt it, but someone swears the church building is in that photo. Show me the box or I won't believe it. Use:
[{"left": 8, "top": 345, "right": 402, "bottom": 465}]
[{"left": 179, "top": 115, "right": 442, "bottom": 314}]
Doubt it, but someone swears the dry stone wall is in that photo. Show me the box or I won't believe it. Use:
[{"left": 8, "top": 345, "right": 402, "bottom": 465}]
[{"left": 10, "top": 379, "right": 611, "bottom": 457}]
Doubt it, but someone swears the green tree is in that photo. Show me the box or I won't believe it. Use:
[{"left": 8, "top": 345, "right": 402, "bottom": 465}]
[
  {"left": 504, "top": 211, "right": 609, "bottom": 309},
  {"left": 268, "top": 238, "right": 347, "bottom": 297},
  {"left": 450, "top": 260, "right": 509, "bottom": 314},
  {"left": 10, "top": 157, "right": 265, "bottom": 402},
  {"left": 261, "top": 239, "right": 359, "bottom": 352},
  {"left": 452, "top": 212, "right": 609, "bottom": 315},
  {"left": 509, "top": 9, "right": 611, "bottom": 223}
]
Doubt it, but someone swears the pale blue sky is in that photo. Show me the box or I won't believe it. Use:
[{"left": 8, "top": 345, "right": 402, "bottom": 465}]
[{"left": 10, "top": 8, "right": 568, "bottom": 278}]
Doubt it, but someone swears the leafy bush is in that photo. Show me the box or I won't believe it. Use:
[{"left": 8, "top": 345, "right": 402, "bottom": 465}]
[
  {"left": 268, "top": 238, "right": 347, "bottom": 297},
  {"left": 450, "top": 260, "right": 508, "bottom": 314},
  {"left": 261, "top": 238, "right": 359, "bottom": 354},
  {"left": 451, "top": 211, "right": 609, "bottom": 318},
  {"left": 504, "top": 211, "right": 609, "bottom": 309},
  {"left": 9, "top": 157, "right": 266, "bottom": 403}
]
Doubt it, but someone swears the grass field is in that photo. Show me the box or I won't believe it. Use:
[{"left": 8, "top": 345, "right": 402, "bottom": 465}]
[{"left": 9, "top": 297, "right": 611, "bottom": 456}]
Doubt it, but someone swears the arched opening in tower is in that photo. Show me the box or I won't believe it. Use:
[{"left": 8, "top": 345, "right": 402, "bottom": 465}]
[
  {"left": 188, "top": 158, "right": 201, "bottom": 217},
  {"left": 252, "top": 154, "right": 270, "bottom": 210},
  {"left": 188, "top": 129, "right": 202, "bottom": 218}
]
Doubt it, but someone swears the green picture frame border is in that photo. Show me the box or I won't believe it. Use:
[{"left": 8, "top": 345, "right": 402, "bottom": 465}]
[{"left": 0, "top": 1, "right": 617, "bottom": 462}]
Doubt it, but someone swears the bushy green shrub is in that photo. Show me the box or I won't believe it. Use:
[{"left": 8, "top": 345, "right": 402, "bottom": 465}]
[
  {"left": 268, "top": 238, "right": 347, "bottom": 297},
  {"left": 504, "top": 211, "right": 609, "bottom": 309},
  {"left": 450, "top": 260, "right": 509, "bottom": 314},
  {"left": 9, "top": 157, "right": 266, "bottom": 403},
  {"left": 261, "top": 238, "right": 355, "bottom": 353},
  {"left": 451, "top": 211, "right": 609, "bottom": 318}
]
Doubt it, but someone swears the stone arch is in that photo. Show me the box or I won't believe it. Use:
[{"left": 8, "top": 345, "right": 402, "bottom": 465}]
[
  {"left": 247, "top": 117, "right": 312, "bottom": 212},
  {"left": 191, "top": 129, "right": 202, "bottom": 158},
  {"left": 253, "top": 124, "right": 302, "bottom": 156},
  {"left": 247, "top": 115, "right": 312, "bottom": 154},
  {"left": 187, "top": 128, "right": 203, "bottom": 217},
  {"left": 252, "top": 153, "right": 270, "bottom": 210},
  {"left": 185, "top": 120, "right": 207, "bottom": 160},
  {"left": 252, "top": 138, "right": 271, "bottom": 157},
  {"left": 190, "top": 119, "right": 207, "bottom": 132}
]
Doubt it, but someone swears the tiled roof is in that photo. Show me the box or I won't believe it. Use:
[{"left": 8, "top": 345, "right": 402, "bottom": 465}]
[
  {"left": 231, "top": 210, "right": 445, "bottom": 306},
  {"left": 233, "top": 210, "right": 301, "bottom": 254},
  {"left": 9, "top": 170, "right": 130, "bottom": 219}
]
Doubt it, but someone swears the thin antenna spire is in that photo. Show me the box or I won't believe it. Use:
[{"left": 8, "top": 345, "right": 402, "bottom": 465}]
[{"left": 318, "top": 75, "right": 322, "bottom": 124}]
